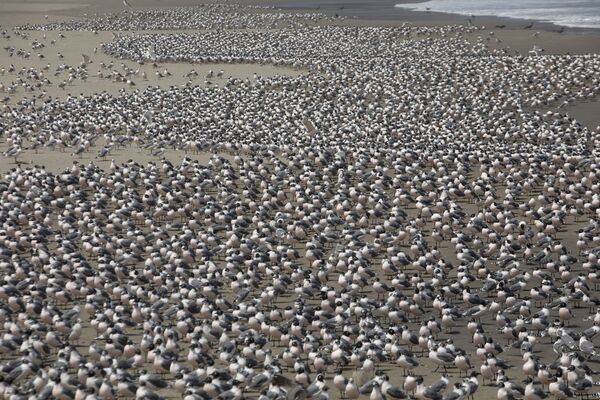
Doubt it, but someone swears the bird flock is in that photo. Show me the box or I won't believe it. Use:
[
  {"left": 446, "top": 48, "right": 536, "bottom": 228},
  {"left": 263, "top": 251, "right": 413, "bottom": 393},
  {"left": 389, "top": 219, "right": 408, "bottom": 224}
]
[
  {"left": 0, "top": 4, "right": 600, "bottom": 400},
  {"left": 17, "top": 5, "right": 333, "bottom": 31}
]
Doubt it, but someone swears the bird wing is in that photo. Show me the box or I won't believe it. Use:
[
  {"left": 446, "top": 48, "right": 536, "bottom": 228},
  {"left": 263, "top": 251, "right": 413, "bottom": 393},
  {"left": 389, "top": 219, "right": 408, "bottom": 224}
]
[
  {"left": 561, "top": 332, "right": 576, "bottom": 348},
  {"left": 423, "top": 387, "right": 443, "bottom": 400},
  {"left": 438, "top": 353, "right": 455, "bottom": 363},
  {"left": 286, "top": 386, "right": 308, "bottom": 400},
  {"left": 583, "top": 326, "right": 600, "bottom": 339},
  {"left": 302, "top": 118, "right": 318, "bottom": 136},
  {"left": 147, "top": 374, "right": 167, "bottom": 388},
  {"left": 579, "top": 340, "right": 595, "bottom": 354},
  {"left": 358, "top": 379, "right": 375, "bottom": 394},
  {"left": 429, "top": 378, "right": 448, "bottom": 393},
  {"left": 386, "top": 385, "right": 407, "bottom": 399}
]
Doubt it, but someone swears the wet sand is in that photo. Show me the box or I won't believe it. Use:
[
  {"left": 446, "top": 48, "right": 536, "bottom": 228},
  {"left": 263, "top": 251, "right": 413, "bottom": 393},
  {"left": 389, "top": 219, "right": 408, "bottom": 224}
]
[
  {"left": 0, "top": 28, "right": 304, "bottom": 103},
  {"left": 0, "top": 143, "right": 595, "bottom": 400},
  {"left": 0, "top": 1, "right": 599, "bottom": 400}
]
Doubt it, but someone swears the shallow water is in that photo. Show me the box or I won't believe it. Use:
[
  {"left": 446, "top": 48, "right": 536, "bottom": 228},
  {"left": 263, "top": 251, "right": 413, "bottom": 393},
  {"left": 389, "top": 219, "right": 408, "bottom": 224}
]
[{"left": 396, "top": 0, "right": 600, "bottom": 29}]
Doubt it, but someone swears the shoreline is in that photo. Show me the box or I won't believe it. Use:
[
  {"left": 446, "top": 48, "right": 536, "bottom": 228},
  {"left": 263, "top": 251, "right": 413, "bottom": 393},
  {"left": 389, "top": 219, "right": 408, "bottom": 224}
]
[
  {"left": 259, "top": 0, "right": 600, "bottom": 56},
  {"left": 4, "top": 0, "right": 600, "bottom": 44},
  {"left": 4, "top": 0, "right": 600, "bottom": 34},
  {"left": 257, "top": 0, "right": 600, "bottom": 34}
]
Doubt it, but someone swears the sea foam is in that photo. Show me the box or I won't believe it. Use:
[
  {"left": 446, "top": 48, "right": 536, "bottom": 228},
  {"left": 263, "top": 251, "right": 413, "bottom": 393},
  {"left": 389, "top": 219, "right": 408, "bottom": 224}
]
[{"left": 395, "top": 0, "right": 600, "bottom": 29}]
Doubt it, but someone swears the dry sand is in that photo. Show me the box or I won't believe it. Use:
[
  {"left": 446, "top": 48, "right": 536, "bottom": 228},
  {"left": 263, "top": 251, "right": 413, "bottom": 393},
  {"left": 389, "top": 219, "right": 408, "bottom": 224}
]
[
  {"left": 0, "top": 2, "right": 599, "bottom": 400},
  {"left": 0, "top": 141, "right": 220, "bottom": 175},
  {"left": 0, "top": 29, "right": 304, "bottom": 103}
]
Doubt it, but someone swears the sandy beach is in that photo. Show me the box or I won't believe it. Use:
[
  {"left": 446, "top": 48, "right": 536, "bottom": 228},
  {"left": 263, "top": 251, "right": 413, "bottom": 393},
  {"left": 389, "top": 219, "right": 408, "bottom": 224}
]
[{"left": 0, "top": 1, "right": 599, "bottom": 400}]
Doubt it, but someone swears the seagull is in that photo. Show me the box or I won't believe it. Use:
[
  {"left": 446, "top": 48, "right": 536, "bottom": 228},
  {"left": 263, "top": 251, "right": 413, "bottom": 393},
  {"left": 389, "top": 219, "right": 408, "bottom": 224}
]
[
  {"left": 381, "top": 375, "right": 407, "bottom": 399},
  {"left": 524, "top": 378, "right": 548, "bottom": 400},
  {"left": 548, "top": 376, "right": 573, "bottom": 399},
  {"left": 303, "top": 118, "right": 318, "bottom": 137},
  {"left": 578, "top": 335, "right": 596, "bottom": 358}
]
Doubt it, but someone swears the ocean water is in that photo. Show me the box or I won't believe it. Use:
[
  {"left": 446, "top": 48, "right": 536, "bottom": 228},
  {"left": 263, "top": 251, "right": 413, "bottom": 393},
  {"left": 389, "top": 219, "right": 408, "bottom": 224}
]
[{"left": 395, "top": 0, "right": 600, "bottom": 29}]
